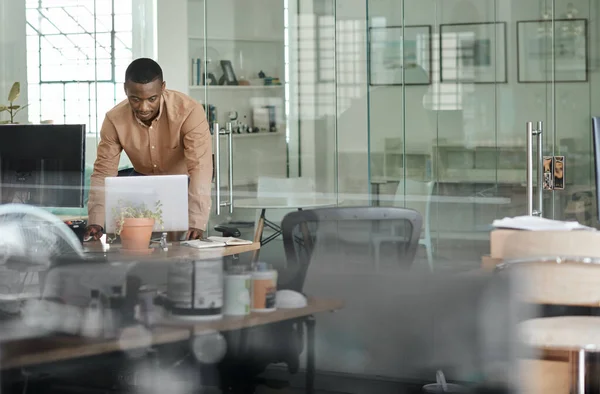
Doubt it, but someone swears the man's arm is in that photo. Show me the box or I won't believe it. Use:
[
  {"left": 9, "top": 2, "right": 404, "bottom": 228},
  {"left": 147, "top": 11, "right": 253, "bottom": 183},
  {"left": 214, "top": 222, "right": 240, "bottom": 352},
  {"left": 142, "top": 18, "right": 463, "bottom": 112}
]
[
  {"left": 182, "top": 103, "right": 213, "bottom": 233},
  {"left": 88, "top": 116, "right": 123, "bottom": 228}
]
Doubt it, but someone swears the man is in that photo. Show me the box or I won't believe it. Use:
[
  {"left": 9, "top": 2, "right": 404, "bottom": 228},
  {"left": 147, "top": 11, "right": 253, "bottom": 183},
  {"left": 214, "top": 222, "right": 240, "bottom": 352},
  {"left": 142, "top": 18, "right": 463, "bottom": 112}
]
[{"left": 85, "top": 58, "right": 212, "bottom": 241}]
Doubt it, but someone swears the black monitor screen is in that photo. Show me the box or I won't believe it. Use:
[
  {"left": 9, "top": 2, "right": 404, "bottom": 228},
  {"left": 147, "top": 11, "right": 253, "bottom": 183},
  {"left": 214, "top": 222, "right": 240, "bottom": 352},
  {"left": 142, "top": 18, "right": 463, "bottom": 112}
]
[{"left": 0, "top": 124, "right": 85, "bottom": 208}]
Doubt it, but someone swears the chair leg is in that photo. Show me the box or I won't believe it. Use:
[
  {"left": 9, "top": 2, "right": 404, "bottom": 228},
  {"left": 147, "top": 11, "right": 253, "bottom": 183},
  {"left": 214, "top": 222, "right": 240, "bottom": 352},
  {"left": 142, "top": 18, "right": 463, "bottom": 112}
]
[
  {"left": 425, "top": 243, "right": 434, "bottom": 272},
  {"left": 571, "top": 349, "right": 586, "bottom": 394}
]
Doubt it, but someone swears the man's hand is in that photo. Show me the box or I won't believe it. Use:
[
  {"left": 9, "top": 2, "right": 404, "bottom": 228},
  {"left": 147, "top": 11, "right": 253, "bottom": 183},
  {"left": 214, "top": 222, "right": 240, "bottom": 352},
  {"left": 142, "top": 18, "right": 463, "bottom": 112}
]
[
  {"left": 186, "top": 228, "right": 204, "bottom": 240},
  {"left": 83, "top": 224, "right": 104, "bottom": 241}
]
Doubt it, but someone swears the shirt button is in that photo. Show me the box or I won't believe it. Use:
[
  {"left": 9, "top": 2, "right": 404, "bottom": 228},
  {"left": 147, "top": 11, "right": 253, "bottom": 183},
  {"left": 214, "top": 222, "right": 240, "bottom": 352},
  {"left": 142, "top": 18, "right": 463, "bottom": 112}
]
[
  {"left": 153, "top": 164, "right": 157, "bottom": 168},
  {"left": 151, "top": 146, "right": 155, "bottom": 149}
]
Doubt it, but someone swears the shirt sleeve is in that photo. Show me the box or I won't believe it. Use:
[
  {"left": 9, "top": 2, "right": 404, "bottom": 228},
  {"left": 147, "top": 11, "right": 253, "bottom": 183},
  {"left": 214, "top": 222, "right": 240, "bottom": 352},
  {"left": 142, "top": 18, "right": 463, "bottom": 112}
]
[
  {"left": 181, "top": 103, "right": 213, "bottom": 230},
  {"left": 88, "top": 116, "right": 123, "bottom": 227}
]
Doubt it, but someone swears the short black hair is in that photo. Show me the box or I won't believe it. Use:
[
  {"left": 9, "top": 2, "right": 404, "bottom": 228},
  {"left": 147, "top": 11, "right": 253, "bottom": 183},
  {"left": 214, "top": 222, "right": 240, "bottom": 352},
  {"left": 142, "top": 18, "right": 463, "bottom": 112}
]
[{"left": 125, "top": 58, "right": 163, "bottom": 84}]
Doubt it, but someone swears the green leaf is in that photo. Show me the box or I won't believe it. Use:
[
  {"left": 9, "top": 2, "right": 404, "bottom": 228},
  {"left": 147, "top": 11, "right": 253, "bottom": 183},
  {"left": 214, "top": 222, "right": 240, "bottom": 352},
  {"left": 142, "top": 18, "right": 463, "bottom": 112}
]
[
  {"left": 7, "top": 82, "right": 20, "bottom": 102},
  {"left": 0, "top": 120, "right": 10, "bottom": 125},
  {"left": 0, "top": 105, "right": 7, "bottom": 112},
  {"left": 14, "top": 104, "right": 28, "bottom": 114},
  {"left": 8, "top": 105, "right": 20, "bottom": 110}
]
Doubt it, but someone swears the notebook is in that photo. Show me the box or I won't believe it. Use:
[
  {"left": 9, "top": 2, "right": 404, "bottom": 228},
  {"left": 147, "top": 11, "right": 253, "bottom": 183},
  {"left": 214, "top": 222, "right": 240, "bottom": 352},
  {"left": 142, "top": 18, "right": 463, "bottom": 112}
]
[{"left": 181, "top": 236, "right": 253, "bottom": 249}]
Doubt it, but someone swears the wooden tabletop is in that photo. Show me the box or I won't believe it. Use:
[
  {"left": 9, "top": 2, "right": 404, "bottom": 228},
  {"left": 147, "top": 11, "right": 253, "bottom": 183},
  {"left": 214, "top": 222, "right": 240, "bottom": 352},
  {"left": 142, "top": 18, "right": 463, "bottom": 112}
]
[
  {"left": 83, "top": 241, "right": 260, "bottom": 260},
  {"left": 0, "top": 298, "right": 343, "bottom": 370},
  {"left": 162, "top": 298, "right": 345, "bottom": 333}
]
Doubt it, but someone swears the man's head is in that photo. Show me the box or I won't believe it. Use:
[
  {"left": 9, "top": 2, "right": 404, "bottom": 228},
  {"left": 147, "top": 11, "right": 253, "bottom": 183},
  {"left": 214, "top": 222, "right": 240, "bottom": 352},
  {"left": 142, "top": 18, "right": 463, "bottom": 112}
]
[{"left": 124, "top": 58, "right": 166, "bottom": 124}]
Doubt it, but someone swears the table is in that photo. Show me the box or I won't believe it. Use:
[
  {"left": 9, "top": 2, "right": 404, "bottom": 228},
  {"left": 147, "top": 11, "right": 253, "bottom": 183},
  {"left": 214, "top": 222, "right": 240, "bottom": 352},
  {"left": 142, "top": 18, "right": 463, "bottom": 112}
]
[
  {"left": 83, "top": 241, "right": 260, "bottom": 260},
  {"left": 1, "top": 298, "right": 344, "bottom": 394},
  {"left": 235, "top": 197, "right": 339, "bottom": 261},
  {"left": 369, "top": 179, "right": 511, "bottom": 206}
]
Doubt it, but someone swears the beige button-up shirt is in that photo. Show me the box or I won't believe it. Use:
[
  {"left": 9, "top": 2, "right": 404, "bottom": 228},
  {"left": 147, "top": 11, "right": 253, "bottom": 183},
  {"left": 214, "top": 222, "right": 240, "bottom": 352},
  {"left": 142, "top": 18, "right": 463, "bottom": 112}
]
[{"left": 88, "top": 89, "right": 213, "bottom": 230}]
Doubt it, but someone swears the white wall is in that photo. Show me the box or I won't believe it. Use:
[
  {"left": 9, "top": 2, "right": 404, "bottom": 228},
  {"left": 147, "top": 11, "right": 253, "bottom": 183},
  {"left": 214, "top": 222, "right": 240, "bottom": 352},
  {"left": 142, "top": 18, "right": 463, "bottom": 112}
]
[
  {"left": 157, "top": 0, "right": 189, "bottom": 93},
  {"left": 0, "top": 0, "right": 28, "bottom": 123}
]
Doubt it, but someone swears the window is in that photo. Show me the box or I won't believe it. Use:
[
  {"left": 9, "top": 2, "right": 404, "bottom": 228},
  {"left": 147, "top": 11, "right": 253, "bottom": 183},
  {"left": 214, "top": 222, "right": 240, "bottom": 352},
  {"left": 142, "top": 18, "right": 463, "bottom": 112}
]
[{"left": 26, "top": 0, "right": 133, "bottom": 135}]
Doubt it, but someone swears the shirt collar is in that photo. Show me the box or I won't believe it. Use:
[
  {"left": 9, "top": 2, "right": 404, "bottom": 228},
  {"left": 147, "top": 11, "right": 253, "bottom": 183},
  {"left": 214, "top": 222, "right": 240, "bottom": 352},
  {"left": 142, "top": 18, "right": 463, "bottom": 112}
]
[{"left": 134, "top": 95, "right": 164, "bottom": 128}]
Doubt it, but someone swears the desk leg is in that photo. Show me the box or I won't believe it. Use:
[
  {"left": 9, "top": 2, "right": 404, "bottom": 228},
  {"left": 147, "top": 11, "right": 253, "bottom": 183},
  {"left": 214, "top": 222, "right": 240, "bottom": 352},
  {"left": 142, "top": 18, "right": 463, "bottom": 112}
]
[
  {"left": 305, "top": 315, "right": 316, "bottom": 394},
  {"left": 252, "top": 209, "right": 266, "bottom": 262}
]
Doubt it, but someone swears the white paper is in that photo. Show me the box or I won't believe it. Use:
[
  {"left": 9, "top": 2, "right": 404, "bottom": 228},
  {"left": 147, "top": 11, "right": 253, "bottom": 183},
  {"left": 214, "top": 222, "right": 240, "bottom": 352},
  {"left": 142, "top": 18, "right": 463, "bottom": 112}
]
[
  {"left": 181, "top": 239, "right": 227, "bottom": 249},
  {"left": 492, "top": 216, "right": 596, "bottom": 232},
  {"left": 207, "top": 236, "right": 253, "bottom": 246}
]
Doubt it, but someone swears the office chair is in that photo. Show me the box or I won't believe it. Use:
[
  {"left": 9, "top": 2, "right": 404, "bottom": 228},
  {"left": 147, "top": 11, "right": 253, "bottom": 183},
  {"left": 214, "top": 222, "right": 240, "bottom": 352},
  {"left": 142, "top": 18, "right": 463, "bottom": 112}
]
[
  {"left": 282, "top": 206, "right": 422, "bottom": 289},
  {"left": 218, "top": 207, "right": 422, "bottom": 393}
]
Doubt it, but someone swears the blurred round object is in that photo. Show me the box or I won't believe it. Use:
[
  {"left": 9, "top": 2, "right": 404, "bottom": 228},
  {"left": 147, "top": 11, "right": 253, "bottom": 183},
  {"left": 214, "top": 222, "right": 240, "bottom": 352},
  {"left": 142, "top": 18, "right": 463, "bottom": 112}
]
[
  {"left": 118, "top": 324, "right": 153, "bottom": 358},
  {"left": 191, "top": 329, "right": 227, "bottom": 364}
]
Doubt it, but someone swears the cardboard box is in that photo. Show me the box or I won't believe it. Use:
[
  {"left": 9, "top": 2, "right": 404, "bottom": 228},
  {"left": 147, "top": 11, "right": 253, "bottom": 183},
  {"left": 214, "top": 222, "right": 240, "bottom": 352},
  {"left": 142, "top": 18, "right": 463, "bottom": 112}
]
[
  {"left": 481, "top": 255, "right": 502, "bottom": 271},
  {"left": 490, "top": 229, "right": 520, "bottom": 259},
  {"left": 520, "top": 359, "right": 570, "bottom": 394}
]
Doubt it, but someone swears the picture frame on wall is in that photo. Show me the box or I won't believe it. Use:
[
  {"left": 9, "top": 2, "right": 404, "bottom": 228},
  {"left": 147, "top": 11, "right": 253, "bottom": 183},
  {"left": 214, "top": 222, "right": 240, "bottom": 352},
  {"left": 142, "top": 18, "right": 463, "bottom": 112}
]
[
  {"left": 439, "top": 22, "right": 507, "bottom": 84},
  {"left": 369, "top": 25, "right": 432, "bottom": 86},
  {"left": 517, "top": 19, "right": 588, "bottom": 83}
]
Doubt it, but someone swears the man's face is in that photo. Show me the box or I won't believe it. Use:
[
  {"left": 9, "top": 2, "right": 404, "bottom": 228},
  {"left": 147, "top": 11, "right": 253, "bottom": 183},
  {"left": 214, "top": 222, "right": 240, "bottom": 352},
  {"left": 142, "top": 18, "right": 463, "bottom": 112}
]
[{"left": 124, "top": 79, "right": 165, "bottom": 123}]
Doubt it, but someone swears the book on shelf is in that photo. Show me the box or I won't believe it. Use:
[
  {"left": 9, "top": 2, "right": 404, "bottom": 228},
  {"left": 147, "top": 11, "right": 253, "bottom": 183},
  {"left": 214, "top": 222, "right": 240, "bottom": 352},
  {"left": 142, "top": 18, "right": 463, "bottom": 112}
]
[{"left": 191, "top": 58, "right": 203, "bottom": 86}]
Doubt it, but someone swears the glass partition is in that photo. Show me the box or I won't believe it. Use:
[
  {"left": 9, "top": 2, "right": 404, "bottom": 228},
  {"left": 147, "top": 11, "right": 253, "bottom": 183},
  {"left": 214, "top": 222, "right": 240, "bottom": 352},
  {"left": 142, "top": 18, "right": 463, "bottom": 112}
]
[
  {"left": 368, "top": 0, "right": 599, "bottom": 272},
  {"left": 185, "top": 0, "right": 340, "bottom": 261}
]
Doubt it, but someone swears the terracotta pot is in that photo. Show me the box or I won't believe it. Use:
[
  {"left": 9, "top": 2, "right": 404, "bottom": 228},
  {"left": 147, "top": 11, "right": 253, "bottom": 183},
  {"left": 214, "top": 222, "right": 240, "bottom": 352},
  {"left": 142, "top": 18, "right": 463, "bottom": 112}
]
[{"left": 120, "top": 218, "right": 155, "bottom": 251}]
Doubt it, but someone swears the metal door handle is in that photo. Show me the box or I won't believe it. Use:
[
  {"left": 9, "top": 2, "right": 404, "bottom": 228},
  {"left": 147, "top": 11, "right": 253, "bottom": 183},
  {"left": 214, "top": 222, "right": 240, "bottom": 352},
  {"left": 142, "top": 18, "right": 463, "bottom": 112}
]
[
  {"left": 214, "top": 122, "right": 221, "bottom": 215},
  {"left": 227, "top": 122, "right": 234, "bottom": 214},
  {"left": 526, "top": 121, "right": 543, "bottom": 216},
  {"left": 214, "top": 122, "right": 234, "bottom": 215}
]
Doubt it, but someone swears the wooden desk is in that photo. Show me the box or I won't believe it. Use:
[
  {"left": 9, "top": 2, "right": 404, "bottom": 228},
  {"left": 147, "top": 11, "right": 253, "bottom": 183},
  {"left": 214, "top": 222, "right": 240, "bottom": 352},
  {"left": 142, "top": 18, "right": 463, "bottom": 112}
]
[
  {"left": 1, "top": 298, "right": 343, "bottom": 394},
  {"left": 83, "top": 241, "right": 260, "bottom": 260}
]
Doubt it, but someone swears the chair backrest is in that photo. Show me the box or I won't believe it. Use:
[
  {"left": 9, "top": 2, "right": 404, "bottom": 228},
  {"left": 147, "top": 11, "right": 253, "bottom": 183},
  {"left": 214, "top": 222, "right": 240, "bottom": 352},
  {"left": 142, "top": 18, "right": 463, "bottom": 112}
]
[{"left": 280, "top": 206, "right": 422, "bottom": 292}]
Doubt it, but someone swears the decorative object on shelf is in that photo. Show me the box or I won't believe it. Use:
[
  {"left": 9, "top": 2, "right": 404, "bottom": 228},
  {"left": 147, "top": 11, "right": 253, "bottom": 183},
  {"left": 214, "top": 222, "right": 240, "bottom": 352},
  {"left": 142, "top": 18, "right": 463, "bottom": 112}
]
[
  {"left": 265, "top": 105, "right": 277, "bottom": 132},
  {"left": 258, "top": 70, "right": 266, "bottom": 78},
  {"left": 219, "top": 60, "right": 238, "bottom": 86},
  {"left": 253, "top": 106, "right": 270, "bottom": 133},
  {"left": 263, "top": 77, "right": 282, "bottom": 86},
  {"left": 517, "top": 18, "right": 587, "bottom": 83},
  {"left": 206, "top": 73, "right": 218, "bottom": 85},
  {"left": 369, "top": 25, "right": 432, "bottom": 86},
  {"left": 0, "top": 82, "right": 29, "bottom": 124},
  {"left": 113, "top": 200, "right": 163, "bottom": 253},
  {"left": 440, "top": 22, "right": 507, "bottom": 84}
]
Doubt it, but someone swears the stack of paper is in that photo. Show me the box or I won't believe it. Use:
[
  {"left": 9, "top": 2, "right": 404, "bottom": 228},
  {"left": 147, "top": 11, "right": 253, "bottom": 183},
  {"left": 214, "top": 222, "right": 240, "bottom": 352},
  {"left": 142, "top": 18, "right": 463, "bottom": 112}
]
[
  {"left": 181, "top": 236, "right": 253, "bottom": 249},
  {"left": 491, "top": 216, "right": 596, "bottom": 231}
]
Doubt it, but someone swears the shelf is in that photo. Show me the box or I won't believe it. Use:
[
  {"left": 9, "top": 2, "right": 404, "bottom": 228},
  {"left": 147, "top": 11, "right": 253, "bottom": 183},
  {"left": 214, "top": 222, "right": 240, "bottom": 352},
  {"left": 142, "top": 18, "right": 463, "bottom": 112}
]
[
  {"left": 189, "top": 85, "right": 284, "bottom": 91},
  {"left": 227, "top": 132, "right": 284, "bottom": 138},
  {"left": 189, "top": 36, "right": 284, "bottom": 43}
]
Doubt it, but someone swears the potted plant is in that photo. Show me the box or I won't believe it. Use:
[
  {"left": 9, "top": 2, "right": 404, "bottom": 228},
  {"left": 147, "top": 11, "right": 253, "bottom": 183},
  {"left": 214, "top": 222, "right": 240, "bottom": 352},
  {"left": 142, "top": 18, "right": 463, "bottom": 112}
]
[
  {"left": 113, "top": 200, "right": 163, "bottom": 252},
  {"left": 0, "top": 82, "right": 28, "bottom": 124}
]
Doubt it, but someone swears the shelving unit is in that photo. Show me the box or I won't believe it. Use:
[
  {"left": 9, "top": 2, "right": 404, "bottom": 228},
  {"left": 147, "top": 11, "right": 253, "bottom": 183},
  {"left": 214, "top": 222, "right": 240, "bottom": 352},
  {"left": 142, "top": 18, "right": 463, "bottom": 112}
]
[
  {"left": 187, "top": 0, "right": 287, "bottom": 188},
  {"left": 188, "top": 85, "right": 283, "bottom": 91},
  {"left": 189, "top": 36, "right": 284, "bottom": 43}
]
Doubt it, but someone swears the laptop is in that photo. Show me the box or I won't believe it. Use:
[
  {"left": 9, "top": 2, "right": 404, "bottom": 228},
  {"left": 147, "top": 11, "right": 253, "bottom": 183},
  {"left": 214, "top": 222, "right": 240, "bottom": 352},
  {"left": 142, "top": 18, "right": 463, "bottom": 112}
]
[{"left": 104, "top": 175, "right": 189, "bottom": 234}]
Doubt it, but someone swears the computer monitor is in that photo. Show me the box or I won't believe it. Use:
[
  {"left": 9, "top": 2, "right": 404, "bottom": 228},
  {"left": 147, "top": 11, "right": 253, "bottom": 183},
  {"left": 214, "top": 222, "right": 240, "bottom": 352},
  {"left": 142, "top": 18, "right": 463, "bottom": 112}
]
[
  {"left": 592, "top": 117, "right": 600, "bottom": 222},
  {"left": 104, "top": 175, "right": 189, "bottom": 233},
  {"left": 0, "top": 124, "right": 86, "bottom": 207}
]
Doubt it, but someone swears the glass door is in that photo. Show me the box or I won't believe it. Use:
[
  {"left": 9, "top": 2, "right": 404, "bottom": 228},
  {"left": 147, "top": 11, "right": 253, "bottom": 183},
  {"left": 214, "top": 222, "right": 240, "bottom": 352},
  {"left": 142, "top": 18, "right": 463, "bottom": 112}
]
[
  {"left": 551, "top": 0, "right": 596, "bottom": 227},
  {"left": 189, "top": 0, "right": 339, "bottom": 245},
  {"left": 367, "top": 0, "right": 562, "bottom": 270}
]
